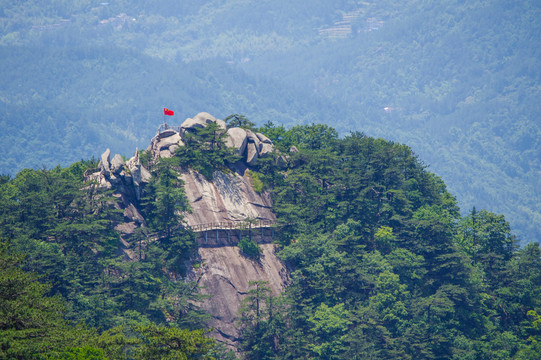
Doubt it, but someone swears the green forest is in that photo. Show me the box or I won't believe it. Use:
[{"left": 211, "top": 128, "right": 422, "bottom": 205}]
[
  {"left": 1, "top": 122, "right": 540, "bottom": 359},
  {"left": 0, "top": 0, "right": 539, "bottom": 244}
]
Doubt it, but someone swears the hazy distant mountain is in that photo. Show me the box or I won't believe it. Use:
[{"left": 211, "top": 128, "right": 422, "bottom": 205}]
[{"left": 0, "top": 0, "right": 539, "bottom": 242}]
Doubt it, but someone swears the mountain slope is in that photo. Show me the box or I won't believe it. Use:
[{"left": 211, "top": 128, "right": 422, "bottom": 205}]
[{"left": 1, "top": 115, "right": 540, "bottom": 359}]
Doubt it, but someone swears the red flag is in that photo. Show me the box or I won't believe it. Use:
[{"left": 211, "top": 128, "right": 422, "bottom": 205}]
[{"left": 164, "top": 108, "right": 174, "bottom": 116}]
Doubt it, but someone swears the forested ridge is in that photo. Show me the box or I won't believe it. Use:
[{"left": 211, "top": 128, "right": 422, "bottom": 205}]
[{"left": 1, "top": 121, "right": 540, "bottom": 359}]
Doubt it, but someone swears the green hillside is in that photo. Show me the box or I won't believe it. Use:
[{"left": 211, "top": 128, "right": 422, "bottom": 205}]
[{"left": 1, "top": 123, "right": 540, "bottom": 359}]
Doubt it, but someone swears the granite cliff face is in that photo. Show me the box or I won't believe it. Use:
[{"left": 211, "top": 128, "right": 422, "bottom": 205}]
[
  {"left": 85, "top": 112, "right": 288, "bottom": 349},
  {"left": 181, "top": 169, "right": 275, "bottom": 228},
  {"left": 191, "top": 244, "right": 288, "bottom": 347}
]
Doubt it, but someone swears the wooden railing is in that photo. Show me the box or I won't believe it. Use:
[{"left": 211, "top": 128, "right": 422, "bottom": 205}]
[
  {"left": 188, "top": 219, "right": 277, "bottom": 233},
  {"left": 158, "top": 123, "right": 182, "bottom": 134}
]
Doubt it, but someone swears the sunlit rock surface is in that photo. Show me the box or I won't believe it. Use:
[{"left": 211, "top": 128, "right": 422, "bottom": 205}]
[{"left": 88, "top": 112, "right": 286, "bottom": 351}]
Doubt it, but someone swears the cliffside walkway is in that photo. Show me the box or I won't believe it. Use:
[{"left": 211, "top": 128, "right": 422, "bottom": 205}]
[
  {"left": 187, "top": 219, "right": 278, "bottom": 247},
  {"left": 188, "top": 219, "right": 276, "bottom": 232}
]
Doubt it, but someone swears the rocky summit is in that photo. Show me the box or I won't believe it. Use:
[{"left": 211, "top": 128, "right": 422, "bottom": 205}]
[{"left": 85, "top": 112, "right": 288, "bottom": 349}]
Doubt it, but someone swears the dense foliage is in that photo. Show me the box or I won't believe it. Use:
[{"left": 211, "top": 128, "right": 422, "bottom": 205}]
[
  {"left": 0, "top": 120, "right": 539, "bottom": 358},
  {"left": 0, "top": 0, "right": 539, "bottom": 243},
  {"left": 0, "top": 157, "right": 223, "bottom": 358},
  {"left": 234, "top": 124, "right": 541, "bottom": 359},
  {"left": 0, "top": 239, "right": 220, "bottom": 359},
  {"left": 174, "top": 123, "right": 240, "bottom": 179}
]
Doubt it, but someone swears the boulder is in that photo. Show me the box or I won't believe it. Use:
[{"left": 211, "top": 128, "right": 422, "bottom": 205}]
[
  {"left": 158, "top": 129, "right": 178, "bottom": 138},
  {"left": 126, "top": 150, "right": 140, "bottom": 173},
  {"left": 246, "top": 142, "right": 259, "bottom": 165},
  {"left": 169, "top": 144, "right": 180, "bottom": 154},
  {"left": 99, "top": 148, "right": 111, "bottom": 173},
  {"left": 255, "top": 132, "right": 274, "bottom": 156},
  {"left": 259, "top": 142, "right": 274, "bottom": 157},
  {"left": 180, "top": 116, "right": 207, "bottom": 130},
  {"left": 180, "top": 112, "right": 226, "bottom": 130},
  {"left": 127, "top": 150, "right": 151, "bottom": 201},
  {"left": 140, "top": 165, "right": 151, "bottom": 183},
  {"left": 159, "top": 149, "right": 173, "bottom": 158},
  {"left": 245, "top": 129, "right": 261, "bottom": 145},
  {"left": 193, "top": 112, "right": 217, "bottom": 124},
  {"left": 289, "top": 145, "right": 299, "bottom": 153},
  {"left": 148, "top": 130, "right": 184, "bottom": 159},
  {"left": 215, "top": 118, "right": 227, "bottom": 131},
  {"left": 157, "top": 133, "right": 182, "bottom": 151},
  {"left": 256, "top": 132, "right": 272, "bottom": 144},
  {"left": 181, "top": 112, "right": 225, "bottom": 131},
  {"left": 276, "top": 154, "right": 288, "bottom": 168},
  {"left": 110, "top": 154, "right": 125, "bottom": 174},
  {"left": 99, "top": 175, "right": 112, "bottom": 189},
  {"left": 225, "top": 127, "right": 248, "bottom": 156},
  {"left": 245, "top": 130, "right": 262, "bottom": 165},
  {"left": 123, "top": 203, "right": 145, "bottom": 224}
]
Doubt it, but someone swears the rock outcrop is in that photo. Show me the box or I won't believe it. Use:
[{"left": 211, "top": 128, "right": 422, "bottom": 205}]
[
  {"left": 149, "top": 128, "right": 184, "bottom": 159},
  {"left": 87, "top": 111, "right": 280, "bottom": 248},
  {"left": 86, "top": 147, "right": 150, "bottom": 258},
  {"left": 190, "top": 244, "right": 288, "bottom": 348},
  {"left": 181, "top": 112, "right": 227, "bottom": 131},
  {"left": 181, "top": 170, "right": 275, "bottom": 227},
  {"left": 225, "top": 127, "right": 248, "bottom": 156},
  {"left": 85, "top": 112, "right": 289, "bottom": 350},
  {"left": 143, "top": 112, "right": 276, "bottom": 165}
]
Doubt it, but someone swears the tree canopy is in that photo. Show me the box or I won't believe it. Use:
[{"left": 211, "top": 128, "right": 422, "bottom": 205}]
[{"left": 0, "top": 121, "right": 539, "bottom": 359}]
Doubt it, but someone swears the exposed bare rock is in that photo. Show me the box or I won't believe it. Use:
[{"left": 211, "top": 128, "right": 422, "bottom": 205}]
[
  {"left": 158, "top": 149, "right": 172, "bottom": 158},
  {"left": 256, "top": 132, "right": 272, "bottom": 144},
  {"left": 88, "top": 114, "right": 289, "bottom": 352},
  {"left": 191, "top": 244, "right": 288, "bottom": 347},
  {"left": 124, "top": 203, "right": 145, "bottom": 224},
  {"left": 225, "top": 127, "right": 248, "bottom": 156},
  {"left": 125, "top": 150, "right": 151, "bottom": 201},
  {"left": 115, "top": 221, "right": 138, "bottom": 236},
  {"left": 159, "top": 132, "right": 182, "bottom": 149},
  {"left": 225, "top": 127, "right": 274, "bottom": 161},
  {"left": 148, "top": 129, "right": 184, "bottom": 160},
  {"left": 181, "top": 112, "right": 226, "bottom": 131},
  {"left": 289, "top": 145, "right": 299, "bottom": 153},
  {"left": 181, "top": 116, "right": 207, "bottom": 130},
  {"left": 255, "top": 132, "right": 274, "bottom": 157},
  {"left": 169, "top": 144, "right": 180, "bottom": 154},
  {"left": 139, "top": 165, "right": 151, "bottom": 183},
  {"left": 181, "top": 170, "right": 275, "bottom": 227},
  {"left": 126, "top": 150, "right": 139, "bottom": 171},
  {"left": 150, "top": 113, "right": 272, "bottom": 165},
  {"left": 245, "top": 142, "right": 259, "bottom": 165},
  {"left": 98, "top": 174, "right": 113, "bottom": 189},
  {"left": 244, "top": 130, "right": 261, "bottom": 165},
  {"left": 245, "top": 129, "right": 261, "bottom": 146},
  {"left": 99, "top": 148, "right": 111, "bottom": 174},
  {"left": 215, "top": 118, "right": 227, "bottom": 131},
  {"left": 259, "top": 143, "right": 274, "bottom": 157},
  {"left": 111, "top": 154, "right": 125, "bottom": 174},
  {"left": 159, "top": 129, "right": 178, "bottom": 138},
  {"left": 84, "top": 159, "right": 148, "bottom": 261},
  {"left": 193, "top": 112, "right": 217, "bottom": 124}
]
